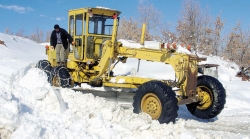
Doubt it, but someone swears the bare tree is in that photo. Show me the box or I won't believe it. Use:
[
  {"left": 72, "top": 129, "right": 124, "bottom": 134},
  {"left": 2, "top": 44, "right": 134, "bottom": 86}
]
[
  {"left": 157, "top": 23, "right": 177, "bottom": 43},
  {"left": 243, "top": 32, "right": 250, "bottom": 67},
  {"left": 5, "top": 28, "right": 13, "bottom": 35},
  {"left": 45, "top": 30, "right": 52, "bottom": 42},
  {"left": 15, "top": 28, "right": 28, "bottom": 38},
  {"left": 176, "top": 0, "right": 202, "bottom": 52},
  {"left": 212, "top": 14, "right": 224, "bottom": 56},
  {"left": 224, "top": 22, "right": 250, "bottom": 67},
  {"left": 29, "top": 27, "right": 44, "bottom": 43},
  {"left": 137, "top": 1, "right": 162, "bottom": 40},
  {"left": 236, "top": 25, "right": 250, "bottom": 67},
  {"left": 117, "top": 17, "right": 141, "bottom": 42},
  {"left": 199, "top": 10, "right": 213, "bottom": 55}
]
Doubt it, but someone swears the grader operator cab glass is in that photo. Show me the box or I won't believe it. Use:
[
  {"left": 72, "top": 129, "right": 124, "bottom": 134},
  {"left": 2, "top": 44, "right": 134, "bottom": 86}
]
[
  {"left": 89, "top": 15, "right": 115, "bottom": 35},
  {"left": 68, "top": 8, "right": 120, "bottom": 61}
]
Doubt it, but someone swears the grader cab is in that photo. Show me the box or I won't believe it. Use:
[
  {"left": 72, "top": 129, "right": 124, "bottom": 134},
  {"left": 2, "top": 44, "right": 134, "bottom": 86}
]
[{"left": 38, "top": 7, "right": 226, "bottom": 124}]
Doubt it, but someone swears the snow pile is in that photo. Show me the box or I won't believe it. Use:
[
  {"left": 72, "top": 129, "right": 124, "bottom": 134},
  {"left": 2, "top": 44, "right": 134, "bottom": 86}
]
[
  {"left": 0, "top": 33, "right": 46, "bottom": 76},
  {"left": 0, "top": 65, "right": 195, "bottom": 139},
  {"left": 0, "top": 60, "right": 248, "bottom": 139},
  {"left": 198, "top": 54, "right": 239, "bottom": 82},
  {"left": 0, "top": 33, "right": 250, "bottom": 139},
  {"left": 0, "top": 33, "right": 45, "bottom": 59},
  {"left": 118, "top": 39, "right": 192, "bottom": 54},
  {"left": 119, "top": 39, "right": 162, "bottom": 50}
]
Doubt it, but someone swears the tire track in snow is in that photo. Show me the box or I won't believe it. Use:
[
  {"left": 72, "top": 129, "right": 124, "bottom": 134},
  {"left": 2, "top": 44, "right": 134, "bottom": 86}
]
[{"left": 183, "top": 115, "right": 250, "bottom": 137}]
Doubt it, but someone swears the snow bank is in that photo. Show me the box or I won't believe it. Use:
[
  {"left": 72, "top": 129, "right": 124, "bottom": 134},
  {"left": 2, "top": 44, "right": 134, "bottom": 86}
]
[
  {"left": 0, "top": 63, "right": 248, "bottom": 139},
  {"left": 0, "top": 65, "right": 192, "bottom": 139},
  {"left": 0, "top": 33, "right": 249, "bottom": 139},
  {"left": 198, "top": 54, "right": 240, "bottom": 82},
  {"left": 0, "top": 33, "right": 46, "bottom": 76},
  {"left": 118, "top": 39, "right": 192, "bottom": 54}
]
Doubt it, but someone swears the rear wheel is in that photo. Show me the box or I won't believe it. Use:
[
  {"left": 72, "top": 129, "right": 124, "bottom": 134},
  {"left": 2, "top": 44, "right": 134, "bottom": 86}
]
[
  {"left": 186, "top": 75, "right": 226, "bottom": 119},
  {"left": 36, "top": 60, "right": 52, "bottom": 82},
  {"left": 133, "top": 81, "right": 178, "bottom": 124},
  {"left": 50, "top": 66, "right": 73, "bottom": 88}
]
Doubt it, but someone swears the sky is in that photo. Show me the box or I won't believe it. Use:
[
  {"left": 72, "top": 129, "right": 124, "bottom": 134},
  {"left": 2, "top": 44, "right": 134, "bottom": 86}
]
[
  {"left": 0, "top": 0, "right": 250, "bottom": 36},
  {"left": 0, "top": 32, "right": 250, "bottom": 138}
]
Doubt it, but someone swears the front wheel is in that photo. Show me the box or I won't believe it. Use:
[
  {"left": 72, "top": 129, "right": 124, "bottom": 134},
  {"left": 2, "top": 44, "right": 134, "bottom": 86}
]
[
  {"left": 133, "top": 81, "right": 179, "bottom": 124},
  {"left": 36, "top": 60, "right": 52, "bottom": 82},
  {"left": 186, "top": 75, "right": 226, "bottom": 119},
  {"left": 50, "top": 66, "right": 73, "bottom": 88}
]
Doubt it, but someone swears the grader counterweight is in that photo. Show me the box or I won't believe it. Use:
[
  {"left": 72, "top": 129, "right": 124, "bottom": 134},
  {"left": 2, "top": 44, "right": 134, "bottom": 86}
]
[{"left": 38, "top": 7, "right": 226, "bottom": 124}]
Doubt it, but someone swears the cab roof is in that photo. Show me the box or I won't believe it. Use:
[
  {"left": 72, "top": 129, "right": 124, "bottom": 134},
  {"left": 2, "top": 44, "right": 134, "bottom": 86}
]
[{"left": 69, "top": 7, "right": 121, "bottom": 17}]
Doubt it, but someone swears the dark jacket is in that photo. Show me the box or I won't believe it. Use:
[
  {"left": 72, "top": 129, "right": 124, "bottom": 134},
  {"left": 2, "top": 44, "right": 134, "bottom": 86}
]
[{"left": 50, "top": 28, "right": 73, "bottom": 49}]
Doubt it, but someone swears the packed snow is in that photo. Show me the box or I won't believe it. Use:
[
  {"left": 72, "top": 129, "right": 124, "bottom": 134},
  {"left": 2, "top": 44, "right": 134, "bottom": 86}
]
[
  {"left": 0, "top": 32, "right": 250, "bottom": 139},
  {"left": 119, "top": 39, "right": 192, "bottom": 54}
]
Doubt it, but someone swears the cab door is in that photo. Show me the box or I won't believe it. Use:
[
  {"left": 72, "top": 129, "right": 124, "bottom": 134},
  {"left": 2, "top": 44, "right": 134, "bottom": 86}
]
[{"left": 68, "top": 10, "right": 86, "bottom": 61}]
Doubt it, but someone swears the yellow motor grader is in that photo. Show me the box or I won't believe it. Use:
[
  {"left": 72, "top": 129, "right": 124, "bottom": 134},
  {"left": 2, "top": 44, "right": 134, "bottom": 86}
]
[{"left": 37, "top": 7, "right": 226, "bottom": 124}]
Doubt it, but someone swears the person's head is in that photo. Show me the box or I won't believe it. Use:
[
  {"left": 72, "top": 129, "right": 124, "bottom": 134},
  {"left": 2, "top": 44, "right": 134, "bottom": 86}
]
[{"left": 54, "top": 24, "right": 60, "bottom": 32}]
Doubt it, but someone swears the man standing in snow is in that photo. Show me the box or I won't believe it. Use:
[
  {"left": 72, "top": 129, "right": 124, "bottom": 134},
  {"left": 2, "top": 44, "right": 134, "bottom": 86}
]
[{"left": 50, "top": 24, "right": 73, "bottom": 66}]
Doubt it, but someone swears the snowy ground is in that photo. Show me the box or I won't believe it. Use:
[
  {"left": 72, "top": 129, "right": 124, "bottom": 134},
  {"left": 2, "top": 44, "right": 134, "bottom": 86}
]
[{"left": 0, "top": 33, "right": 250, "bottom": 139}]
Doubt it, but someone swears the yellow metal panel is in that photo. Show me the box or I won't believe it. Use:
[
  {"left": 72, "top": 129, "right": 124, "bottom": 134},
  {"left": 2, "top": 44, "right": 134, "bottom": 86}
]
[
  {"left": 47, "top": 47, "right": 57, "bottom": 67},
  {"left": 69, "top": 7, "right": 121, "bottom": 17},
  {"left": 67, "top": 61, "right": 78, "bottom": 69},
  {"left": 103, "top": 76, "right": 157, "bottom": 88},
  {"left": 103, "top": 82, "right": 138, "bottom": 88},
  {"left": 70, "top": 70, "right": 89, "bottom": 83},
  {"left": 140, "top": 23, "right": 146, "bottom": 45}
]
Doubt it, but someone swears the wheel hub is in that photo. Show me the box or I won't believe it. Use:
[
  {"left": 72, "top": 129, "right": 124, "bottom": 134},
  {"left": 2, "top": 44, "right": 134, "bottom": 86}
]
[
  {"left": 141, "top": 93, "right": 162, "bottom": 119},
  {"left": 197, "top": 86, "right": 213, "bottom": 110}
]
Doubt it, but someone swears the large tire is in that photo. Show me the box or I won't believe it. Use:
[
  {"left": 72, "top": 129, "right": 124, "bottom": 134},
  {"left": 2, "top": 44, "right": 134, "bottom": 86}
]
[
  {"left": 186, "top": 75, "right": 226, "bottom": 119},
  {"left": 36, "top": 60, "right": 52, "bottom": 82},
  {"left": 50, "top": 66, "right": 73, "bottom": 88},
  {"left": 133, "top": 81, "right": 179, "bottom": 124}
]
